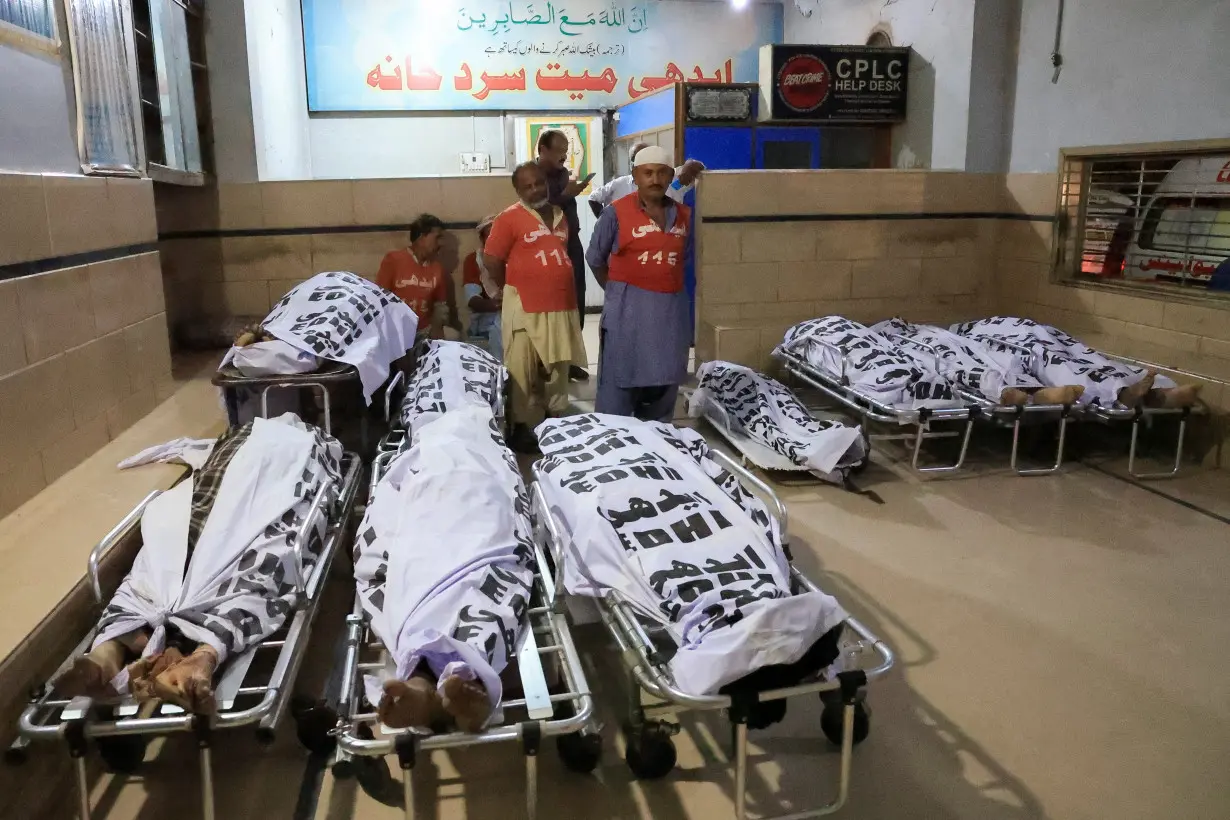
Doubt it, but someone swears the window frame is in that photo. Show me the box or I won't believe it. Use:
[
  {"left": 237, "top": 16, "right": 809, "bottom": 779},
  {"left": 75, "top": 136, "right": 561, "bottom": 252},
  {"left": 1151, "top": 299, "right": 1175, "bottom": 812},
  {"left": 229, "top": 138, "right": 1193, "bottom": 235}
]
[
  {"left": 1053, "top": 138, "right": 1230, "bottom": 309},
  {"left": 0, "top": 0, "right": 60, "bottom": 56}
]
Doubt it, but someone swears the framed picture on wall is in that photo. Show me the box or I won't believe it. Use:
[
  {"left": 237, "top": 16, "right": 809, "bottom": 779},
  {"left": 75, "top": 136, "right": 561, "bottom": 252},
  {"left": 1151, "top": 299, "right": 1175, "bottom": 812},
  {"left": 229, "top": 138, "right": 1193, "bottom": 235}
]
[
  {"left": 524, "top": 118, "right": 594, "bottom": 194},
  {"left": 0, "top": 0, "right": 59, "bottom": 55}
]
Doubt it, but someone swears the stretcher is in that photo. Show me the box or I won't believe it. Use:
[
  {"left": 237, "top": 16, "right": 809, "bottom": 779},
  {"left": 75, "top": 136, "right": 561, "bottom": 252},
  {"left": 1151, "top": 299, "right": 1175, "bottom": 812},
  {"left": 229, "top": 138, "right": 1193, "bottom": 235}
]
[
  {"left": 531, "top": 451, "right": 895, "bottom": 820},
  {"left": 214, "top": 330, "right": 430, "bottom": 455},
  {"left": 774, "top": 338, "right": 1078, "bottom": 477},
  {"left": 7, "top": 451, "right": 363, "bottom": 820},
  {"left": 330, "top": 449, "right": 602, "bottom": 820},
  {"left": 981, "top": 340, "right": 1205, "bottom": 481}
]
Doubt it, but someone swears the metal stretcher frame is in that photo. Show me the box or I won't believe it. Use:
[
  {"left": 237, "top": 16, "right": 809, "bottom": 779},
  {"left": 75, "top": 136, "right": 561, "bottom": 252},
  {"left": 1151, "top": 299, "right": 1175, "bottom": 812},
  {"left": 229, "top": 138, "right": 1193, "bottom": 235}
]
[
  {"left": 331, "top": 449, "right": 601, "bottom": 820},
  {"left": 530, "top": 450, "right": 896, "bottom": 820},
  {"left": 10, "top": 451, "right": 364, "bottom": 820},
  {"left": 967, "top": 336, "right": 1207, "bottom": 480}
]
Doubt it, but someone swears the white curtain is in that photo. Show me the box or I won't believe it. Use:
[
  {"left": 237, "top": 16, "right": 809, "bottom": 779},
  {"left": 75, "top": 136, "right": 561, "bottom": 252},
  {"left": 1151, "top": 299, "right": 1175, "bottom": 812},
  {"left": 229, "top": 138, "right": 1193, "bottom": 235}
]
[
  {"left": 66, "top": 0, "right": 141, "bottom": 175},
  {"left": 0, "top": 0, "right": 55, "bottom": 40}
]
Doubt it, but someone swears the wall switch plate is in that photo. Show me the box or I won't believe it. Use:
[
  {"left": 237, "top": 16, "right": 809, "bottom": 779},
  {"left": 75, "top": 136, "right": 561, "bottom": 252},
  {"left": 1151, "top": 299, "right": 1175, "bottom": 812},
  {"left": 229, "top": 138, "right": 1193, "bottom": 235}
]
[{"left": 460, "top": 152, "right": 490, "bottom": 173}]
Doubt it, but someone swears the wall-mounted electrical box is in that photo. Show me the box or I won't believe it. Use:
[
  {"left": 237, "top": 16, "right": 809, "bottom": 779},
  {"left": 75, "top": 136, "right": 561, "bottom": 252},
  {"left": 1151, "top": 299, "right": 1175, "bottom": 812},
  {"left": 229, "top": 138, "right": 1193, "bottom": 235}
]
[{"left": 460, "top": 152, "right": 490, "bottom": 173}]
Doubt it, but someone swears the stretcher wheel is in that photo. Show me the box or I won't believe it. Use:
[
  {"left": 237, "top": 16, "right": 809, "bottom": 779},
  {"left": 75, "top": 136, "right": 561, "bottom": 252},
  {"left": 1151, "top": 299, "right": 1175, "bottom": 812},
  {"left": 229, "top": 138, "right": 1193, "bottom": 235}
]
[
  {"left": 294, "top": 701, "right": 339, "bottom": 756},
  {"left": 96, "top": 735, "right": 148, "bottom": 773},
  {"left": 623, "top": 727, "right": 676, "bottom": 780},
  {"left": 820, "top": 701, "right": 870, "bottom": 747},
  {"left": 556, "top": 731, "right": 602, "bottom": 773}
]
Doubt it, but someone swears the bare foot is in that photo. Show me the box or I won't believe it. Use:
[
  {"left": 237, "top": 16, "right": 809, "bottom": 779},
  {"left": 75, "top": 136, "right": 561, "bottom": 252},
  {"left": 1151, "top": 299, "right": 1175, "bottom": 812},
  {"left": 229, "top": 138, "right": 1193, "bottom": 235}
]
[
  {"left": 1031, "top": 385, "right": 1085, "bottom": 405},
  {"left": 55, "top": 654, "right": 120, "bottom": 700},
  {"left": 1150, "top": 384, "right": 1202, "bottom": 409},
  {"left": 130, "top": 648, "right": 182, "bottom": 702},
  {"left": 150, "top": 646, "right": 219, "bottom": 714},
  {"left": 440, "top": 675, "right": 492, "bottom": 734},
  {"left": 1117, "top": 370, "right": 1157, "bottom": 407},
  {"left": 378, "top": 675, "right": 445, "bottom": 730},
  {"left": 999, "top": 388, "right": 1029, "bottom": 406}
]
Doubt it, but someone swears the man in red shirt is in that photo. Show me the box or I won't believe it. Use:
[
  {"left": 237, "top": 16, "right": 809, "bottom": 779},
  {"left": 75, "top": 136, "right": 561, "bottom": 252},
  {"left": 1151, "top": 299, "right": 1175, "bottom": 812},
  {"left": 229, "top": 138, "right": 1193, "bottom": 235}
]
[
  {"left": 377, "top": 214, "right": 460, "bottom": 337},
  {"left": 586, "top": 146, "right": 693, "bottom": 422},
  {"left": 483, "top": 162, "right": 586, "bottom": 452}
]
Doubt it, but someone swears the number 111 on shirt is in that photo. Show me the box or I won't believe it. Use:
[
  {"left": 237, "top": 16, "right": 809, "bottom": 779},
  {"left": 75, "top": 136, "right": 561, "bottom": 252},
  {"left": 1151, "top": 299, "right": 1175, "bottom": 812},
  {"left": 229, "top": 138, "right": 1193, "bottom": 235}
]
[{"left": 535, "top": 249, "right": 566, "bottom": 266}]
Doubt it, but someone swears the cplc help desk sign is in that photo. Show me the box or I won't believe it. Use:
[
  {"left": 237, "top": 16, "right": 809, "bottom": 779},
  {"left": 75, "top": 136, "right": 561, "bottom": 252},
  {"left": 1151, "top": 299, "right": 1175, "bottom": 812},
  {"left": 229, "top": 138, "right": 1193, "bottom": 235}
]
[{"left": 833, "top": 58, "right": 904, "bottom": 92}]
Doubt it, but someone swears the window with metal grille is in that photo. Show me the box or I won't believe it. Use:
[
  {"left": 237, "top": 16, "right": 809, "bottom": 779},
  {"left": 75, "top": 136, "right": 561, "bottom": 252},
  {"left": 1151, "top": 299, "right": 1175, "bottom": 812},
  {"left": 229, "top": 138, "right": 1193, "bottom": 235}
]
[{"left": 1056, "top": 144, "right": 1230, "bottom": 296}]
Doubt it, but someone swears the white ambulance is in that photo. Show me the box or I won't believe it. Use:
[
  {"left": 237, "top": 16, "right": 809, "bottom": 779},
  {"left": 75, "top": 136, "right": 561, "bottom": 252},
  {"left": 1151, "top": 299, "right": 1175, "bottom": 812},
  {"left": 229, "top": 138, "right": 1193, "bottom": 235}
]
[{"left": 1123, "top": 155, "right": 1230, "bottom": 285}]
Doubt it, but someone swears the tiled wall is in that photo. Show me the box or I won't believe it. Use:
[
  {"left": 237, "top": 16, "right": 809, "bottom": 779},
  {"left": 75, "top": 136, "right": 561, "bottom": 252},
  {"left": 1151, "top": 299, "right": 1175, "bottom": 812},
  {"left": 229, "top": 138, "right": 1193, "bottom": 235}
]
[
  {"left": 0, "top": 173, "right": 170, "bottom": 517},
  {"left": 155, "top": 178, "right": 519, "bottom": 343},
  {"left": 694, "top": 170, "right": 1004, "bottom": 371},
  {"left": 997, "top": 173, "right": 1230, "bottom": 465}
]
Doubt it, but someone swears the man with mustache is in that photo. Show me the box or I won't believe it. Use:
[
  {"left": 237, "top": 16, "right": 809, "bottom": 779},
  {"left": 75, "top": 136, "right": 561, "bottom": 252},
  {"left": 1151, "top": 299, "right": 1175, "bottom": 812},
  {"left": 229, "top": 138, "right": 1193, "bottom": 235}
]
[
  {"left": 585, "top": 146, "right": 693, "bottom": 422},
  {"left": 483, "top": 161, "right": 586, "bottom": 453}
]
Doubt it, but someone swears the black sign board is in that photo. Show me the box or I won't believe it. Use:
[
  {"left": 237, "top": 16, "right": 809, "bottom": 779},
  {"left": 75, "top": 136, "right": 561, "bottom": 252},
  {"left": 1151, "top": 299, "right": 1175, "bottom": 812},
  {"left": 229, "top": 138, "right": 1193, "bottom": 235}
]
[
  {"left": 758, "top": 44, "right": 909, "bottom": 123},
  {"left": 684, "top": 84, "right": 754, "bottom": 123}
]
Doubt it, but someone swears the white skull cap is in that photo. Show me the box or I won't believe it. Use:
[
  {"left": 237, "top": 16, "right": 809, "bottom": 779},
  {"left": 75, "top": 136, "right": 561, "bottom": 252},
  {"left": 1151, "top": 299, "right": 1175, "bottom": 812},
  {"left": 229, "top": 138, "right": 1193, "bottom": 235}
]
[{"left": 632, "top": 145, "right": 673, "bottom": 169}]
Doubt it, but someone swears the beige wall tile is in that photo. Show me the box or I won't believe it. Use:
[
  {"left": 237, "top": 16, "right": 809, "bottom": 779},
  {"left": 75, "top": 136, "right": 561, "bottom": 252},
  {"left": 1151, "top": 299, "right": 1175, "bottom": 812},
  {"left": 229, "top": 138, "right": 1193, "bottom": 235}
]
[
  {"left": 90, "top": 256, "right": 151, "bottom": 335},
  {"left": 105, "top": 178, "right": 157, "bottom": 246},
  {"left": 740, "top": 224, "right": 814, "bottom": 263},
  {"left": 701, "top": 171, "right": 927, "bottom": 218},
  {"left": 42, "top": 174, "right": 110, "bottom": 257},
  {"left": 268, "top": 278, "right": 309, "bottom": 303},
  {"left": 137, "top": 252, "right": 167, "bottom": 318},
  {"left": 922, "top": 173, "right": 1002, "bottom": 213},
  {"left": 814, "top": 222, "right": 887, "bottom": 260},
  {"left": 701, "top": 262, "right": 781, "bottom": 305},
  {"left": 852, "top": 258, "right": 922, "bottom": 299},
  {"left": 63, "top": 332, "right": 129, "bottom": 430},
  {"left": 995, "top": 259, "right": 1045, "bottom": 306},
  {"left": 0, "top": 173, "right": 52, "bottom": 266},
  {"left": 921, "top": 257, "right": 980, "bottom": 296},
  {"left": 837, "top": 297, "right": 894, "bottom": 324},
  {"left": 105, "top": 386, "right": 157, "bottom": 439},
  {"left": 123, "top": 314, "right": 172, "bottom": 393},
  {"left": 694, "top": 321, "right": 716, "bottom": 364},
  {"left": 700, "top": 224, "right": 740, "bottom": 264},
  {"left": 701, "top": 304, "right": 741, "bottom": 323},
  {"left": 160, "top": 237, "right": 224, "bottom": 282},
  {"left": 998, "top": 220, "right": 1053, "bottom": 263},
  {"left": 154, "top": 183, "right": 219, "bottom": 234},
  {"left": 1034, "top": 281, "right": 1098, "bottom": 312},
  {"left": 846, "top": 171, "right": 927, "bottom": 214},
  {"left": 1092, "top": 290, "right": 1167, "bottom": 327},
  {"left": 41, "top": 414, "right": 110, "bottom": 485},
  {"left": 737, "top": 301, "right": 817, "bottom": 322},
  {"left": 439, "top": 177, "right": 516, "bottom": 223},
  {"left": 0, "top": 453, "right": 46, "bottom": 519},
  {"left": 17, "top": 266, "right": 95, "bottom": 362},
  {"left": 1161, "top": 302, "right": 1230, "bottom": 342},
  {"left": 777, "top": 260, "right": 852, "bottom": 302},
  {"left": 1119, "top": 321, "right": 1201, "bottom": 353},
  {"left": 0, "top": 280, "right": 27, "bottom": 378},
  {"left": 0, "top": 355, "right": 74, "bottom": 466},
  {"left": 353, "top": 179, "right": 447, "bottom": 225},
  {"left": 888, "top": 219, "right": 979, "bottom": 259},
  {"left": 1004, "top": 173, "right": 1059, "bottom": 215},
  {"left": 221, "top": 281, "right": 273, "bottom": 317},
  {"left": 311, "top": 232, "right": 401, "bottom": 280},
  {"left": 222, "top": 236, "right": 313, "bottom": 282},
  {"left": 1199, "top": 336, "right": 1230, "bottom": 363},
  {"left": 262, "top": 181, "right": 356, "bottom": 229},
  {"left": 217, "top": 184, "right": 264, "bottom": 231},
  {"left": 713, "top": 325, "right": 762, "bottom": 367}
]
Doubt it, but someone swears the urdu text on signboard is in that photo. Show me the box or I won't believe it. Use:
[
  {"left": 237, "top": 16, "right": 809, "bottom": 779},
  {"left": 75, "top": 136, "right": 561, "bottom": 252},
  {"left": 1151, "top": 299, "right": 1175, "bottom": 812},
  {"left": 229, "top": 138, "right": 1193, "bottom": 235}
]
[{"left": 303, "top": 0, "right": 782, "bottom": 112}]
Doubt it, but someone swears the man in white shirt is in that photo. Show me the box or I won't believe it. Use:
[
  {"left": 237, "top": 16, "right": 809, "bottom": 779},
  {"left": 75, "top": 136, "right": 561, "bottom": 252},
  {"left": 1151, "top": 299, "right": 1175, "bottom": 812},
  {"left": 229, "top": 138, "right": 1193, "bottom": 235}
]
[{"left": 589, "top": 142, "right": 705, "bottom": 216}]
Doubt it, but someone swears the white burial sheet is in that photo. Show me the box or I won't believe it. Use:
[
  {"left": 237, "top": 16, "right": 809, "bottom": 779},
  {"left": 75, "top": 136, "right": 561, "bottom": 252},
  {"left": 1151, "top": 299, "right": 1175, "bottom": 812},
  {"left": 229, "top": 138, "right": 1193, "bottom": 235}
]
[
  {"left": 952, "top": 316, "right": 1174, "bottom": 407},
  {"left": 535, "top": 414, "right": 847, "bottom": 696},
  {"left": 220, "top": 271, "right": 420, "bottom": 402},
  {"left": 871, "top": 317, "right": 1042, "bottom": 403},
  {"left": 95, "top": 415, "right": 344, "bottom": 693},
  {"left": 690, "top": 360, "right": 865, "bottom": 483},
  {"left": 400, "top": 340, "right": 506, "bottom": 431},
  {"left": 355, "top": 407, "right": 534, "bottom": 718},
  {"left": 781, "top": 316, "right": 962, "bottom": 410}
]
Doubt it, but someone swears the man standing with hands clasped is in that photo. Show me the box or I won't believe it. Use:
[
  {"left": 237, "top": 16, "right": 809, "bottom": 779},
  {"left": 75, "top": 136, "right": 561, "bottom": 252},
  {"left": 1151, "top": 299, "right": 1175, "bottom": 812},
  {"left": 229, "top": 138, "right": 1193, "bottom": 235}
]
[{"left": 585, "top": 146, "right": 693, "bottom": 423}]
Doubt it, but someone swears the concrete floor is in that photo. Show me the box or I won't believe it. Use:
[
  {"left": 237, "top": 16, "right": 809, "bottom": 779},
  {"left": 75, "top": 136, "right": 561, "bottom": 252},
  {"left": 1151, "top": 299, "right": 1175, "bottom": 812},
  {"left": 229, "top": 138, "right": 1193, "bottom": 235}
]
[{"left": 22, "top": 331, "right": 1230, "bottom": 819}]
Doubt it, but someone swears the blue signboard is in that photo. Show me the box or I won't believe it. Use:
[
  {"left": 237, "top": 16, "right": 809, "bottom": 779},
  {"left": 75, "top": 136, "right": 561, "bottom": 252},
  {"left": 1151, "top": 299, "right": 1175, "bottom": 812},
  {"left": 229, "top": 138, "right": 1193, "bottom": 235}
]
[{"left": 302, "top": 0, "right": 781, "bottom": 112}]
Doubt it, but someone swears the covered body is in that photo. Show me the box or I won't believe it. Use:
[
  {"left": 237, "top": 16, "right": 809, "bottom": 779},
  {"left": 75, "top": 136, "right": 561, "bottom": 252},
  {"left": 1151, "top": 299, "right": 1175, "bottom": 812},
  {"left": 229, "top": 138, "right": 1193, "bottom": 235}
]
[
  {"left": 536, "top": 414, "right": 847, "bottom": 696},
  {"left": 355, "top": 408, "right": 535, "bottom": 717},
  {"left": 690, "top": 360, "right": 866, "bottom": 482}
]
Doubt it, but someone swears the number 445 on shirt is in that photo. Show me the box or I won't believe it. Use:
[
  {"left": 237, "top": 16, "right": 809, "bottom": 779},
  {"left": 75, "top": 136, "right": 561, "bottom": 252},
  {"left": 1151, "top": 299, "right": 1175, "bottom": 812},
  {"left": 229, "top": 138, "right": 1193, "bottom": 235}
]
[{"left": 638, "top": 251, "right": 679, "bottom": 266}]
